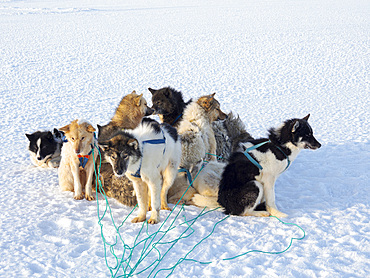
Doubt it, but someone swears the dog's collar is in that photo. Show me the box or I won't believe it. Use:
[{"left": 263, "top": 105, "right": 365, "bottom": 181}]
[
  {"left": 243, "top": 140, "right": 291, "bottom": 172},
  {"left": 131, "top": 130, "right": 166, "bottom": 178}
]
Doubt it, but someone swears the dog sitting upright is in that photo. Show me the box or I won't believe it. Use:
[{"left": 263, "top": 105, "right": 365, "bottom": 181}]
[
  {"left": 99, "top": 118, "right": 181, "bottom": 224},
  {"left": 218, "top": 114, "right": 321, "bottom": 218},
  {"left": 58, "top": 119, "right": 98, "bottom": 201},
  {"left": 149, "top": 87, "right": 191, "bottom": 127},
  {"left": 177, "top": 93, "right": 227, "bottom": 169},
  {"left": 26, "top": 128, "right": 63, "bottom": 168}
]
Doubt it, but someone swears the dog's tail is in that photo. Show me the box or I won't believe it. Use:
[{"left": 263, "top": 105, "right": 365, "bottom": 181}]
[{"left": 190, "top": 194, "right": 220, "bottom": 209}]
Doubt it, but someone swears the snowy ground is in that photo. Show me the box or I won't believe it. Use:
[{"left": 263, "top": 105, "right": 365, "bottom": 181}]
[{"left": 0, "top": 0, "right": 369, "bottom": 277}]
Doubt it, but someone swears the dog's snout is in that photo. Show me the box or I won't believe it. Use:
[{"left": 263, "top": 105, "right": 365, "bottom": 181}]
[{"left": 145, "top": 106, "right": 154, "bottom": 116}]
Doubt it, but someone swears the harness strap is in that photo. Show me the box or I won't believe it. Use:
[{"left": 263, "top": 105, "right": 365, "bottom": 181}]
[
  {"left": 172, "top": 113, "right": 182, "bottom": 125},
  {"left": 131, "top": 130, "right": 166, "bottom": 178},
  {"left": 78, "top": 145, "right": 93, "bottom": 169},
  {"left": 178, "top": 168, "right": 195, "bottom": 189},
  {"left": 243, "top": 140, "right": 271, "bottom": 170},
  {"left": 243, "top": 139, "right": 291, "bottom": 172}
]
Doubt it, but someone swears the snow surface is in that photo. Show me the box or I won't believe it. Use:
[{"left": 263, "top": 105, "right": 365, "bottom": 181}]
[{"left": 0, "top": 0, "right": 369, "bottom": 277}]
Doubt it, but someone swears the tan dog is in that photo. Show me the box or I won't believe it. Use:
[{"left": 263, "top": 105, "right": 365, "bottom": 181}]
[
  {"left": 97, "top": 91, "right": 153, "bottom": 142},
  {"left": 58, "top": 119, "right": 98, "bottom": 201}
]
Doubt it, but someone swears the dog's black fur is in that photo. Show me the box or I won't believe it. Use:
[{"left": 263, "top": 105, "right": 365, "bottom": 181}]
[
  {"left": 26, "top": 129, "right": 63, "bottom": 167},
  {"left": 149, "top": 87, "right": 191, "bottom": 127},
  {"left": 218, "top": 115, "right": 321, "bottom": 216}
]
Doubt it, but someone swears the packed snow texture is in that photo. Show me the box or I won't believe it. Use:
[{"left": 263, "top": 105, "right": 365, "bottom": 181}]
[{"left": 0, "top": 0, "right": 369, "bottom": 277}]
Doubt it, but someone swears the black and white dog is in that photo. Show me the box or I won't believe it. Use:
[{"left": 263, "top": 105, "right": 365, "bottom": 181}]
[
  {"left": 99, "top": 118, "right": 181, "bottom": 224},
  {"left": 217, "top": 114, "right": 321, "bottom": 218},
  {"left": 25, "top": 129, "right": 64, "bottom": 168}
]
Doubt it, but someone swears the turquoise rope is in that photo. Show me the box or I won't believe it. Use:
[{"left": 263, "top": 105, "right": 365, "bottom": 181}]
[{"left": 92, "top": 146, "right": 306, "bottom": 277}]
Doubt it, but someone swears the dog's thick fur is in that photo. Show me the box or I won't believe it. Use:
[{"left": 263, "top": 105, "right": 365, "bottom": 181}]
[
  {"left": 212, "top": 112, "right": 254, "bottom": 161},
  {"left": 99, "top": 118, "right": 181, "bottom": 224},
  {"left": 96, "top": 92, "right": 152, "bottom": 207},
  {"left": 177, "top": 93, "right": 227, "bottom": 170},
  {"left": 167, "top": 160, "right": 226, "bottom": 207},
  {"left": 149, "top": 87, "right": 191, "bottom": 127},
  {"left": 98, "top": 91, "right": 153, "bottom": 142},
  {"left": 218, "top": 114, "right": 321, "bottom": 217},
  {"left": 26, "top": 128, "right": 63, "bottom": 168},
  {"left": 58, "top": 119, "right": 98, "bottom": 201}
]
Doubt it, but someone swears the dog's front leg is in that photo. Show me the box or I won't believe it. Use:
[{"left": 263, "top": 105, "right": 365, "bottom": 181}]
[
  {"left": 131, "top": 180, "right": 148, "bottom": 223},
  {"left": 146, "top": 177, "right": 161, "bottom": 224},
  {"left": 262, "top": 175, "right": 288, "bottom": 218},
  {"left": 72, "top": 164, "right": 84, "bottom": 200},
  {"left": 84, "top": 162, "right": 95, "bottom": 201}
]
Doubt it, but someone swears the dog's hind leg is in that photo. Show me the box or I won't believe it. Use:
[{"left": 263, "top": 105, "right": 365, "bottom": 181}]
[
  {"left": 131, "top": 180, "right": 148, "bottom": 223},
  {"left": 161, "top": 162, "right": 179, "bottom": 211},
  {"left": 58, "top": 163, "right": 74, "bottom": 192},
  {"left": 242, "top": 181, "right": 269, "bottom": 217}
]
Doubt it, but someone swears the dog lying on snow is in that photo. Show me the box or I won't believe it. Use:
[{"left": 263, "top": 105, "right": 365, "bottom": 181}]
[
  {"left": 99, "top": 118, "right": 181, "bottom": 224},
  {"left": 95, "top": 91, "right": 153, "bottom": 207},
  {"left": 218, "top": 114, "right": 321, "bottom": 217},
  {"left": 58, "top": 119, "right": 98, "bottom": 201},
  {"left": 25, "top": 129, "right": 64, "bottom": 168}
]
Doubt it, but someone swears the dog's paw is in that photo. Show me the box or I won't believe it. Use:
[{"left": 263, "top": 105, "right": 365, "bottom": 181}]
[
  {"left": 85, "top": 194, "right": 95, "bottom": 201},
  {"left": 255, "top": 211, "right": 270, "bottom": 217},
  {"left": 147, "top": 217, "right": 159, "bottom": 225},
  {"left": 74, "top": 193, "right": 84, "bottom": 200},
  {"left": 131, "top": 216, "right": 146, "bottom": 223},
  {"left": 161, "top": 205, "right": 172, "bottom": 211},
  {"left": 267, "top": 207, "right": 288, "bottom": 218}
]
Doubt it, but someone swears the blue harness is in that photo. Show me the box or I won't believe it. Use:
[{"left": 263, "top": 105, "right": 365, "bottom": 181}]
[
  {"left": 243, "top": 140, "right": 291, "bottom": 172},
  {"left": 131, "top": 130, "right": 166, "bottom": 178}
]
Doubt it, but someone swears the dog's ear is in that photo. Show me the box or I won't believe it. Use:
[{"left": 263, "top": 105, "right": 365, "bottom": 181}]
[
  {"left": 292, "top": 120, "right": 300, "bottom": 133},
  {"left": 98, "top": 141, "right": 111, "bottom": 152},
  {"left": 46, "top": 131, "right": 54, "bottom": 140},
  {"left": 164, "top": 87, "right": 172, "bottom": 97},
  {"left": 148, "top": 88, "right": 156, "bottom": 95},
  {"left": 135, "top": 94, "right": 143, "bottom": 106},
  {"left": 128, "top": 138, "right": 139, "bottom": 150},
  {"left": 82, "top": 122, "right": 96, "bottom": 133},
  {"left": 302, "top": 114, "right": 310, "bottom": 121},
  {"left": 25, "top": 133, "right": 33, "bottom": 141},
  {"left": 197, "top": 95, "right": 212, "bottom": 111},
  {"left": 59, "top": 123, "right": 70, "bottom": 133}
]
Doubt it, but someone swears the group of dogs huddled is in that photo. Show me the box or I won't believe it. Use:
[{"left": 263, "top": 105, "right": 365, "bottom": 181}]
[{"left": 26, "top": 87, "right": 321, "bottom": 224}]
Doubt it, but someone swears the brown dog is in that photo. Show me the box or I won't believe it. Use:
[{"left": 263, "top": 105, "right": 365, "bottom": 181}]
[{"left": 58, "top": 119, "right": 98, "bottom": 201}]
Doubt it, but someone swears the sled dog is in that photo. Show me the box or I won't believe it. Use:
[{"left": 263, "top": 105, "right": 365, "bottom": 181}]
[
  {"left": 99, "top": 118, "right": 181, "bottom": 224},
  {"left": 177, "top": 93, "right": 227, "bottom": 170},
  {"left": 26, "top": 128, "right": 63, "bottom": 168},
  {"left": 149, "top": 87, "right": 191, "bottom": 127},
  {"left": 218, "top": 114, "right": 321, "bottom": 217},
  {"left": 97, "top": 91, "right": 153, "bottom": 142},
  {"left": 58, "top": 119, "right": 98, "bottom": 201},
  {"left": 212, "top": 112, "right": 254, "bottom": 161}
]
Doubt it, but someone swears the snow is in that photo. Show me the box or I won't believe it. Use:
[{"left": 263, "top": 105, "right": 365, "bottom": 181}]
[{"left": 0, "top": 0, "right": 369, "bottom": 277}]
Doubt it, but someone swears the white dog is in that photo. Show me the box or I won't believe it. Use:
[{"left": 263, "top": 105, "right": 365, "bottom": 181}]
[
  {"left": 99, "top": 118, "right": 181, "bottom": 224},
  {"left": 58, "top": 119, "right": 98, "bottom": 201}
]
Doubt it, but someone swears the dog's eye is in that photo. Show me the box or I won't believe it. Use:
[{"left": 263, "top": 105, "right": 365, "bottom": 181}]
[
  {"left": 81, "top": 137, "right": 85, "bottom": 141},
  {"left": 111, "top": 154, "right": 117, "bottom": 160},
  {"left": 71, "top": 137, "right": 75, "bottom": 141},
  {"left": 121, "top": 153, "right": 128, "bottom": 159}
]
